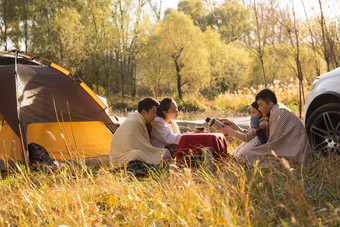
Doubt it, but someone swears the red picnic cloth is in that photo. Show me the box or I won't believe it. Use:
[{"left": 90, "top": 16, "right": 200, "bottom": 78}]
[{"left": 176, "top": 133, "right": 228, "bottom": 162}]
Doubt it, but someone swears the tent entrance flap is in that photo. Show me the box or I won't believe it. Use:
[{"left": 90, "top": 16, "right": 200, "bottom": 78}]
[{"left": 27, "top": 121, "right": 112, "bottom": 160}]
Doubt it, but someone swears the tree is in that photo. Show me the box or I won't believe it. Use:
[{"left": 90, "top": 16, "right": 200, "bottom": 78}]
[
  {"left": 144, "top": 11, "right": 208, "bottom": 99},
  {"left": 279, "top": 4, "right": 305, "bottom": 118},
  {"left": 146, "top": 0, "right": 163, "bottom": 20},
  {"left": 138, "top": 31, "right": 172, "bottom": 96},
  {"left": 0, "top": 0, "right": 22, "bottom": 50},
  {"left": 0, "top": 0, "right": 8, "bottom": 50},
  {"left": 301, "top": 0, "right": 321, "bottom": 77},
  {"left": 206, "top": 1, "right": 251, "bottom": 43},
  {"left": 246, "top": 0, "right": 278, "bottom": 87},
  {"left": 318, "top": 0, "right": 331, "bottom": 71},
  {"left": 201, "top": 27, "right": 250, "bottom": 95},
  {"left": 306, "top": 0, "right": 340, "bottom": 72},
  {"left": 111, "top": 0, "right": 149, "bottom": 97},
  {"left": 178, "top": 0, "right": 208, "bottom": 31},
  {"left": 202, "top": 27, "right": 226, "bottom": 96},
  {"left": 327, "top": 19, "right": 340, "bottom": 68},
  {"left": 81, "top": 0, "right": 114, "bottom": 93},
  {"left": 291, "top": 7, "right": 304, "bottom": 94}
]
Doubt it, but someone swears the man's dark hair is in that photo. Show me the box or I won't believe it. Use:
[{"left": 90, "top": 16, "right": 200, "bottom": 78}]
[
  {"left": 255, "top": 88, "right": 278, "bottom": 104},
  {"left": 138, "top": 97, "right": 160, "bottom": 113},
  {"left": 157, "top": 98, "right": 174, "bottom": 118}
]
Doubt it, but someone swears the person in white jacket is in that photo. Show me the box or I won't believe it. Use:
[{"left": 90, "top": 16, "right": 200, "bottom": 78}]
[{"left": 151, "top": 98, "right": 182, "bottom": 149}]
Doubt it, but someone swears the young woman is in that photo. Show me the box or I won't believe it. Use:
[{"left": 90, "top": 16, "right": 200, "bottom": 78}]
[
  {"left": 151, "top": 98, "right": 182, "bottom": 148},
  {"left": 219, "top": 101, "right": 268, "bottom": 144}
]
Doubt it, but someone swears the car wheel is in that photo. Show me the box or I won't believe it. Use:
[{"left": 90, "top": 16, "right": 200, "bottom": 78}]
[{"left": 306, "top": 102, "right": 340, "bottom": 155}]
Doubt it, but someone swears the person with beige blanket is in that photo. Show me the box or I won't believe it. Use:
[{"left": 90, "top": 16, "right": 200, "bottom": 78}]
[
  {"left": 110, "top": 98, "right": 170, "bottom": 168},
  {"left": 220, "top": 89, "right": 311, "bottom": 166}
]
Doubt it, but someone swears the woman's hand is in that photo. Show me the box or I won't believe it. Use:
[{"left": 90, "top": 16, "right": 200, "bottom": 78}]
[
  {"left": 220, "top": 118, "right": 237, "bottom": 130},
  {"left": 218, "top": 125, "right": 232, "bottom": 136}
]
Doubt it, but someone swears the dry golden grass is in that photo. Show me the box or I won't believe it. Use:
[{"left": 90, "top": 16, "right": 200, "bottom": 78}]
[
  {"left": 1, "top": 81, "right": 338, "bottom": 226},
  {"left": 0, "top": 153, "right": 339, "bottom": 226}
]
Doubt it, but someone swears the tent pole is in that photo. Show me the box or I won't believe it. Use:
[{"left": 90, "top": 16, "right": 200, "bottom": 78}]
[{"left": 13, "top": 50, "right": 30, "bottom": 171}]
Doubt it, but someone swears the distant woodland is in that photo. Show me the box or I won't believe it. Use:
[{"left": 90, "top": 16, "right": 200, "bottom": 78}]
[{"left": 1, "top": 0, "right": 339, "bottom": 100}]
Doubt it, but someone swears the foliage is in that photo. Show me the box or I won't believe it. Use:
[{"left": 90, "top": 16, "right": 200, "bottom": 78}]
[
  {"left": 215, "top": 79, "right": 309, "bottom": 116},
  {"left": 175, "top": 95, "right": 208, "bottom": 112},
  {"left": 178, "top": 0, "right": 208, "bottom": 31},
  {"left": 206, "top": 0, "right": 252, "bottom": 43},
  {"left": 92, "top": 85, "right": 106, "bottom": 96},
  {"left": 109, "top": 80, "right": 312, "bottom": 118},
  {"left": 143, "top": 11, "right": 209, "bottom": 99},
  {"left": 1, "top": 0, "right": 339, "bottom": 105},
  {"left": 109, "top": 96, "right": 139, "bottom": 111}
]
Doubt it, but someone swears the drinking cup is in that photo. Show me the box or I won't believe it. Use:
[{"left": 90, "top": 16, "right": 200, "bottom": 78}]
[
  {"left": 251, "top": 116, "right": 260, "bottom": 127},
  {"left": 195, "top": 127, "right": 205, "bottom": 132}
]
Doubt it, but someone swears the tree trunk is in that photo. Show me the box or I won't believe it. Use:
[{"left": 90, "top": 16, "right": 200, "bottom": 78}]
[
  {"left": 177, "top": 72, "right": 182, "bottom": 100},
  {"left": 295, "top": 37, "right": 303, "bottom": 119},
  {"left": 259, "top": 55, "right": 266, "bottom": 86},
  {"left": 301, "top": 0, "right": 320, "bottom": 77},
  {"left": 104, "top": 54, "right": 110, "bottom": 92},
  {"left": 146, "top": 0, "right": 163, "bottom": 20},
  {"left": 95, "top": 68, "right": 99, "bottom": 94},
  {"left": 253, "top": 0, "right": 267, "bottom": 86},
  {"left": 46, "top": 7, "right": 51, "bottom": 60},
  {"left": 318, "top": 0, "right": 330, "bottom": 71},
  {"left": 171, "top": 47, "right": 184, "bottom": 100},
  {"left": 120, "top": 56, "right": 125, "bottom": 97},
  {"left": 24, "top": 19, "right": 28, "bottom": 51},
  {"left": 2, "top": 0, "right": 7, "bottom": 51},
  {"left": 132, "top": 62, "right": 137, "bottom": 97},
  {"left": 119, "top": 0, "right": 125, "bottom": 97},
  {"left": 173, "top": 58, "right": 183, "bottom": 100},
  {"left": 292, "top": 4, "right": 304, "bottom": 118}
]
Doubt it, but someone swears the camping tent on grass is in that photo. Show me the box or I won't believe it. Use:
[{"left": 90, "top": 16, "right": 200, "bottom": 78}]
[{"left": 0, "top": 51, "right": 117, "bottom": 170}]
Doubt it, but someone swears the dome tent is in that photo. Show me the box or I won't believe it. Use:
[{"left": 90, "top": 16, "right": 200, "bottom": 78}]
[{"left": 0, "top": 50, "right": 117, "bottom": 170}]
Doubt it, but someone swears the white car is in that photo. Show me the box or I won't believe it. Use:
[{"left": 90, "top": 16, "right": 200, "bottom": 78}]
[{"left": 304, "top": 67, "right": 340, "bottom": 155}]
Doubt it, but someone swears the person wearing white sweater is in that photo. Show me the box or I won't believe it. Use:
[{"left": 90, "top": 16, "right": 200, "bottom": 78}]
[{"left": 151, "top": 98, "right": 182, "bottom": 149}]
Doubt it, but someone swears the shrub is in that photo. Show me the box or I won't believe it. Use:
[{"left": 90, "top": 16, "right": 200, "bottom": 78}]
[
  {"left": 176, "top": 96, "right": 208, "bottom": 112},
  {"left": 108, "top": 97, "right": 139, "bottom": 111},
  {"left": 214, "top": 80, "right": 308, "bottom": 117}
]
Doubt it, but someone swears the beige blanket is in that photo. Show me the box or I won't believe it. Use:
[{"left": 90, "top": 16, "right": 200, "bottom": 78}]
[
  {"left": 110, "top": 111, "right": 168, "bottom": 167},
  {"left": 234, "top": 103, "right": 311, "bottom": 166}
]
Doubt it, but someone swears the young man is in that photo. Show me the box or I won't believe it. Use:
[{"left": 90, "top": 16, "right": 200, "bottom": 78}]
[
  {"left": 227, "top": 89, "right": 311, "bottom": 166},
  {"left": 110, "top": 97, "right": 171, "bottom": 168}
]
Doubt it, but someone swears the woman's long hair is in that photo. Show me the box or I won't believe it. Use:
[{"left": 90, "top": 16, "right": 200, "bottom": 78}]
[{"left": 157, "top": 98, "right": 174, "bottom": 118}]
